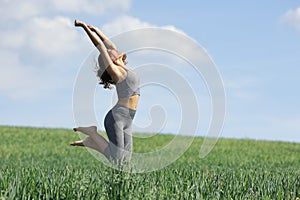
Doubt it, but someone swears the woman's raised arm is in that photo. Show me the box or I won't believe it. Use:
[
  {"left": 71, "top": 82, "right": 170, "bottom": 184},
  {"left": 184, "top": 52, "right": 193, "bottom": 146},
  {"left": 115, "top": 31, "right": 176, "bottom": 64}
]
[
  {"left": 75, "top": 19, "right": 125, "bottom": 83},
  {"left": 75, "top": 20, "right": 113, "bottom": 68},
  {"left": 87, "top": 24, "right": 117, "bottom": 50}
]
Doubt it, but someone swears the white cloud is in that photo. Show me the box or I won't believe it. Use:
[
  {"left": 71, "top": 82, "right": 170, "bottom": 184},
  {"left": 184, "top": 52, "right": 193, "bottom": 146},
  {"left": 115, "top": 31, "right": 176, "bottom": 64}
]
[
  {"left": 224, "top": 76, "right": 259, "bottom": 100},
  {"left": 101, "top": 16, "right": 154, "bottom": 36},
  {"left": 101, "top": 15, "right": 186, "bottom": 36},
  {"left": 101, "top": 16, "right": 205, "bottom": 66},
  {"left": 280, "top": 6, "right": 300, "bottom": 31},
  {"left": 0, "top": 16, "right": 88, "bottom": 100},
  {"left": 225, "top": 77, "right": 258, "bottom": 90},
  {"left": 24, "top": 16, "right": 81, "bottom": 58},
  {"left": 0, "top": 0, "right": 42, "bottom": 21},
  {"left": 53, "top": 0, "right": 131, "bottom": 15},
  {"left": 0, "top": 2, "right": 191, "bottom": 103},
  {"left": 0, "top": 30, "right": 25, "bottom": 49},
  {"left": 0, "top": 16, "right": 86, "bottom": 60},
  {"left": 0, "top": 51, "right": 47, "bottom": 100},
  {"left": 0, "top": 0, "right": 131, "bottom": 22}
]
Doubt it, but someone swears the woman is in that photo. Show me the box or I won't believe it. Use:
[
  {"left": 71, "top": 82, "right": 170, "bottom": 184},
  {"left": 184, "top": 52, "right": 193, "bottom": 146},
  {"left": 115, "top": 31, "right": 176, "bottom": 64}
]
[{"left": 71, "top": 20, "right": 140, "bottom": 163}]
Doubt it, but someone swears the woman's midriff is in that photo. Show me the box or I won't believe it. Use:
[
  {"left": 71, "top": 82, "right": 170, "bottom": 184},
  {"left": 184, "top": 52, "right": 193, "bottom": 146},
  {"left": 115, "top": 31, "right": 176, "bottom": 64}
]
[{"left": 117, "top": 95, "right": 140, "bottom": 110}]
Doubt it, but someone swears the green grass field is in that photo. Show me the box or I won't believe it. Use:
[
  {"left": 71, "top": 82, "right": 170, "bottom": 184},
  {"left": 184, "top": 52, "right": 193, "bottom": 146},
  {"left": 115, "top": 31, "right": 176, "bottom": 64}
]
[{"left": 0, "top": 126, "right": 299, "bottom": 199}]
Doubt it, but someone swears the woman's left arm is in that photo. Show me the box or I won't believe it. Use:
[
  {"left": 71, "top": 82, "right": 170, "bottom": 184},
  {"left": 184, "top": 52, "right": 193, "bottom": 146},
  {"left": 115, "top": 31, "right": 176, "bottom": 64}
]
[{"left": 87, "top": 25, "right": 117, "bottom": 50}]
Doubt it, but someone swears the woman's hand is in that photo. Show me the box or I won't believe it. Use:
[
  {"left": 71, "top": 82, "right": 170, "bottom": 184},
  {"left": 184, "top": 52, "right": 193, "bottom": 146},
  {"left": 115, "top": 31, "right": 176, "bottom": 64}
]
[
  {"left": 74, "top": 19, "right": 85, "bottom": 27},
  {"left": 87, "top": 24, "right": 98, "bottom": 32}
]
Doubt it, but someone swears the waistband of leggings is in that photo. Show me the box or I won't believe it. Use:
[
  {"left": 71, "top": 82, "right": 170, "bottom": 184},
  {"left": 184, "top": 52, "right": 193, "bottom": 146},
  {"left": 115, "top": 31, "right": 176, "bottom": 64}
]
[{"left": 114, "top": 104, "right": 136, "bottom": 117}]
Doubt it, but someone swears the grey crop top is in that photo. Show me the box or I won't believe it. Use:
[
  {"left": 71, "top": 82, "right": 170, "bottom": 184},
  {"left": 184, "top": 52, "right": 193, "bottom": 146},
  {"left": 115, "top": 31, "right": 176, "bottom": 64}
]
[{"left": 116, "top": 70, "right": 140, "bottom": 98}]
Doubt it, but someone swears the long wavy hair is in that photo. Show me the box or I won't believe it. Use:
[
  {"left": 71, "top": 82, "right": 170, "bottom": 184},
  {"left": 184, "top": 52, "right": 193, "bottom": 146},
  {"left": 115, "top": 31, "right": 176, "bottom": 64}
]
[{"left": 95, "top": 49, "right": 127, "bottom": 89}]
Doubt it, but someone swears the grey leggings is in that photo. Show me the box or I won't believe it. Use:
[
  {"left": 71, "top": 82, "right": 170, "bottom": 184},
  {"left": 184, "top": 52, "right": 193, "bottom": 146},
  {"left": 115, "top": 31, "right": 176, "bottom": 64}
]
[{"left": 104, "top": 104, "right": 136, "bottom": 163}]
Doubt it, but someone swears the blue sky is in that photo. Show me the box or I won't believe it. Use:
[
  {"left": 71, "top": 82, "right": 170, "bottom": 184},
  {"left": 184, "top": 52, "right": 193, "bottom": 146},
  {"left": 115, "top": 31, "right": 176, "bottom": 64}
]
[{"left": 1, "top": 0, "right": 300, "bottom": 143}]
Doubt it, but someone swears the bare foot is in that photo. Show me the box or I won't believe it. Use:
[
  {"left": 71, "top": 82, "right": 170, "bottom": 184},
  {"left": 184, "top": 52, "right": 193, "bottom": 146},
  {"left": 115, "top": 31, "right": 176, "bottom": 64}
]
[
  {"left": 70, "top": 140, "right": 84, "bottom": 147},
  {"left": 73, "top": 126, "right": 97, "bottom": 136},
  {"left": 74, "top": 19, "right": 84, "bottom": 27}
]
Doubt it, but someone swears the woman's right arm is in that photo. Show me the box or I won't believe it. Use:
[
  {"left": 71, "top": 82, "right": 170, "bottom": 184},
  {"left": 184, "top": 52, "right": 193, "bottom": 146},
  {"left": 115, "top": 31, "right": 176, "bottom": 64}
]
[
  {"left": 87, "top": 25, "right": 117, "bottom": 49},
  {"left": 75, "top": 20, "right": 125, "bottom": 82}
]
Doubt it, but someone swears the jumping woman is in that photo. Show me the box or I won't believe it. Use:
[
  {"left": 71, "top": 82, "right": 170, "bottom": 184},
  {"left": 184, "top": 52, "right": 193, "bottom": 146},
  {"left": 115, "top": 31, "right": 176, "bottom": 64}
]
[{"left": 71, "top": 20, "right": 140, "bottom": 163}]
